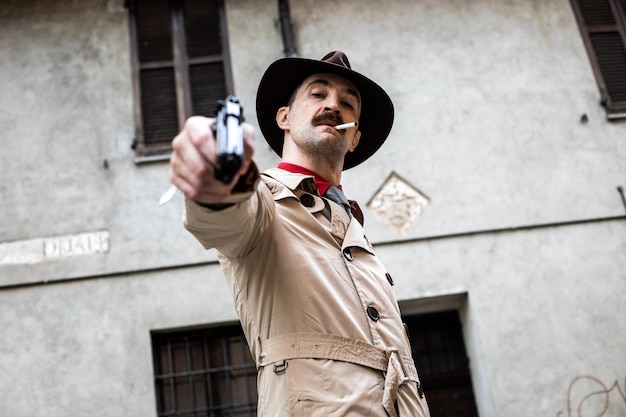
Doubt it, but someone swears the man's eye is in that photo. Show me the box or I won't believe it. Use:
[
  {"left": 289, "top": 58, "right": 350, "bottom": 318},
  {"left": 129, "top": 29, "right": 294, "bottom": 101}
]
[
  {"left": 342, "top": 101, "right": 354, "bottom": 109},
  {"left": 312, "top": 92, "right": 324, "bottom": 98}
]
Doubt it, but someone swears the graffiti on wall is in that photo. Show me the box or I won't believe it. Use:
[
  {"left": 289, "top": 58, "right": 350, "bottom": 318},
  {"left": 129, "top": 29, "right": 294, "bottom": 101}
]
[{"left": 556, "top": 375, "right": 626, "bottom": 417}]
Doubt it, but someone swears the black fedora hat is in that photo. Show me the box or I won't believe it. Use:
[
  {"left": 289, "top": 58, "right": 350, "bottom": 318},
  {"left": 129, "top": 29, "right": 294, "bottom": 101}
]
[{"left": 255, "top": 51, "right": 394, "bottom": 170}]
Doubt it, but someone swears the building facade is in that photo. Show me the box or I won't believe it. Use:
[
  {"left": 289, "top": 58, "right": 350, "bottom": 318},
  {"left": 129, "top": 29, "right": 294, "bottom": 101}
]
[{"left": 1, "top": 0, "right": 625, "bottom": 416}]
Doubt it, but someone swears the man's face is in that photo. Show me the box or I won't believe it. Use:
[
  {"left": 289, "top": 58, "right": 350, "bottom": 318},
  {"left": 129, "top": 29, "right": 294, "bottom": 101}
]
[{"left": 276, "top": 73, "right": 362, "bottom": 164}]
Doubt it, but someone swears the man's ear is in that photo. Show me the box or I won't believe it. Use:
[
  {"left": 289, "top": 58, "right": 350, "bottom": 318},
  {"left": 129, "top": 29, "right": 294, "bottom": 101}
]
[
  {"left": 348, "top": 130, "right": 361, "bottom": 152},
  {"left": 276, "top": 106, "right": 290, "bottom": 130}
]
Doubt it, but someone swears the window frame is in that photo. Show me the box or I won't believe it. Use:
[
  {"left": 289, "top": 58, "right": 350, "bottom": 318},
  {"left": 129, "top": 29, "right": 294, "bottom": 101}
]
[
  {"left": 569, "top": 0, "right": 626, "bottom": 119},
  {"left": 151, "top": 323, "right": 258, "bottom": 416},
  {"left": 127, "top": 0, "right": 234, "bottom": 163}
]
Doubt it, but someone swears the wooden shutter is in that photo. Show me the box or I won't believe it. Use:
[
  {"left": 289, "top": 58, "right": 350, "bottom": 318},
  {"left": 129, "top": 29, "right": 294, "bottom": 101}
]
[
  {"left": 132, "top": 0, "right": 178, "bottom": 153},
  {"left": 570, "top": 0, "right": 626, "bottom": 117},
  {"left": 184, "top": 0, "right": 228, "bottom": 118},
  {"left": 128, "top": 0, "right": 233, "bottom": 160}
]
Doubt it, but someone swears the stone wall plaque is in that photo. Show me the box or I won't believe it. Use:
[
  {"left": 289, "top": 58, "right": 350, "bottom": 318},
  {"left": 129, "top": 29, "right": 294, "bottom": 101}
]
[{"left": 0, "top": 230, "right": 110, "bottom": 266}]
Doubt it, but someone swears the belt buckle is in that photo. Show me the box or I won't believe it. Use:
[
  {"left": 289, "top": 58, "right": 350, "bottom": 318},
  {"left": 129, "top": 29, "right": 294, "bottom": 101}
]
[{"left": 273, "top": 359, "right": 288, "bottom": 374}]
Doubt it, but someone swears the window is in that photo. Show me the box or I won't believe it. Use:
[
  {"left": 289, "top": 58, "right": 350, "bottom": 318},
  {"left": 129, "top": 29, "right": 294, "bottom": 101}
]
[
  {"left": 151, "top": 311, "right": 477, "bottom": 417},
  {"left": 127, "top": 0, "right": 234, "bottom": 162},
  {"left": 152, "top": 324, "right": 257, "bottom": 417},
  {"left": 569, "top": 0, "right": 626, "bottom": 118},
  {"left": 404, "top": 310, "right": 479, "bottom": 417}
]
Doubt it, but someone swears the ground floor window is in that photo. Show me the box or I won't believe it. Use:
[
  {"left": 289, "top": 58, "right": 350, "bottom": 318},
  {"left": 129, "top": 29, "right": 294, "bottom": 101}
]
[
  {"left": 152, "top": 325, "right": 257, "bottom": 416},
  {"left": 404, "top": 310, "right": 480, "bottom": 416},
  {"left": 151, "top": 310, "right": 478, "bottom": 416}
]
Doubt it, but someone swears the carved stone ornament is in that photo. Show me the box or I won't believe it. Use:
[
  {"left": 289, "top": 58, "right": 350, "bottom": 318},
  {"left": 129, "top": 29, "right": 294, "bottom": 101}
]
[{"left": 367, "top": 172, "right": 429, "bottom": 234}]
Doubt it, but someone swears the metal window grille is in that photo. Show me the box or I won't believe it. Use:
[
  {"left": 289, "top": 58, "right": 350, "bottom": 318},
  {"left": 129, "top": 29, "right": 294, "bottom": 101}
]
[{"left": 152, "top": 325, "right": 257, "bottom": 417}]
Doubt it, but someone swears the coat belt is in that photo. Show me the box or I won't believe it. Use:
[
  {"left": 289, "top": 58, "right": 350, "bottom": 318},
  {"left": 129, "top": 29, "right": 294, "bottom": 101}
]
[{"left": 258, "top": 332, "right": 419, "bottom": 417}]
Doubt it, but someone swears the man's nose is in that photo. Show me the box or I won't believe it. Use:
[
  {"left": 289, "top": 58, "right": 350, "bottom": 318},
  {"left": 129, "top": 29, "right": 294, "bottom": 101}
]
[
  {"left": 323, "top": 94, "right": 341, "bottom": 113},
  {"left": 324, "top": 100, "right": 341, "bottom": 114}
]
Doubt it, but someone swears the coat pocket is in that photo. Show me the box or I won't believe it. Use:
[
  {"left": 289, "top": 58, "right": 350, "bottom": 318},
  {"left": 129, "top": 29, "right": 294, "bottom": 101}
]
[
  {"left": 285, "top": 358, "right": 388, "bottom": 416},
  {"left": 285, "top": 359, "right": 328, "bottom": 416}
]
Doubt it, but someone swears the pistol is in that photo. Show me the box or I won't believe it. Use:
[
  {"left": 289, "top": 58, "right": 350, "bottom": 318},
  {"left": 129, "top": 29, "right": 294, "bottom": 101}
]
[{"left": 213, "top": 96, "right": 244, "bottom": 183}]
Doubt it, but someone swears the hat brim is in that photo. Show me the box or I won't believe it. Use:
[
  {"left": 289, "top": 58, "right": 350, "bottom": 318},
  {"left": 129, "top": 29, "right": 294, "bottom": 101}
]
[{"left": 255, "top": 57, "right": 394, "bottom": 170}]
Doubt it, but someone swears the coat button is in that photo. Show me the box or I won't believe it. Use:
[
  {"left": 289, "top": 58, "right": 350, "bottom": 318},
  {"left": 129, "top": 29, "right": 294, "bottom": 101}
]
[
  {"left": 300, "top": 193, "right": 315, "bottom": 207},
  {"left": 367, "top": 306, "right": 380, "bottom": 321},
  {"left": 385, "top": 272, "right": 394, "bottom": 285},
  {"left": 343, "top": 248, "right": 353, "bottom": 261}
]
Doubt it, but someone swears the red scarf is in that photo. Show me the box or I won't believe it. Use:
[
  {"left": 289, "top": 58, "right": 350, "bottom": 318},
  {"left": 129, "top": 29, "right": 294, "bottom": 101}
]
[{"left": 277, "top": 163, "right": 341, "bottom": 196}]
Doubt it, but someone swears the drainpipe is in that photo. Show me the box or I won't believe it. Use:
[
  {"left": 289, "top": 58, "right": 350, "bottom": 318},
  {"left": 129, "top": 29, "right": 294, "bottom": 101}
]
[{"left": 278, "top": 0, "right": 298, "bottom": 57}]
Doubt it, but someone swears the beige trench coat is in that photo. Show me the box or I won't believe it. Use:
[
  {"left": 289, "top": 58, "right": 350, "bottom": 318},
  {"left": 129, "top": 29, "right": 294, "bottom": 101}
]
[{"left": 184, "top": 168, "right": 430, "bottom": 417}]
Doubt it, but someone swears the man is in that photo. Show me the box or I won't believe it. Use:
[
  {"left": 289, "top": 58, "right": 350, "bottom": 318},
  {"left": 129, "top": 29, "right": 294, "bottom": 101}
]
[{"left": 169, "top": 51, "right": 430, "bottom": 417}]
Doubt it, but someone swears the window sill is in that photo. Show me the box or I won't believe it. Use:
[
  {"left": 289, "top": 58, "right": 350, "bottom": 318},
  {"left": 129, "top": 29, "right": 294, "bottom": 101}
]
[
  {"left": 134, "top": 153, "right": 172, "bottom": 165},
  {"left": 606, "top": 111, "right": 626, "bottom": 120}
]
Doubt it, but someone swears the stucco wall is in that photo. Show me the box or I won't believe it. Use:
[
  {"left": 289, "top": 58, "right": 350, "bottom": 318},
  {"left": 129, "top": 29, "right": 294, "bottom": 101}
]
[
  {"left": 385, "top": 220, "right": 626, "bottom": 416},
  {"left": 1, "top": 0, "right": 625, "bottom": 416},
  {"left": 0, "top": 263, "right": 236, "bottom": 415}
]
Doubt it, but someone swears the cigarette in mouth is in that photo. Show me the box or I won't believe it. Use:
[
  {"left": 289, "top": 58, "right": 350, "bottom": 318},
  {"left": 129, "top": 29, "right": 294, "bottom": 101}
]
[{"left": 334, "top": 122, "right": 357, "bottom": 130}]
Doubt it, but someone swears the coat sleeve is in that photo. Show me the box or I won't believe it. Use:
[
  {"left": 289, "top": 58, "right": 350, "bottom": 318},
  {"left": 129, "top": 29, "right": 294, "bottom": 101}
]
[{"left": 182, "top": 178, "right": 275, "bottom": 258}]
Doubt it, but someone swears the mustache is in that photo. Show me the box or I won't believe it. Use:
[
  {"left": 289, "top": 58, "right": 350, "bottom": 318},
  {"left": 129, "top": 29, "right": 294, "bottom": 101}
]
[{"left": 312, "top": 111, "right": 343, "bottom": 126}]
